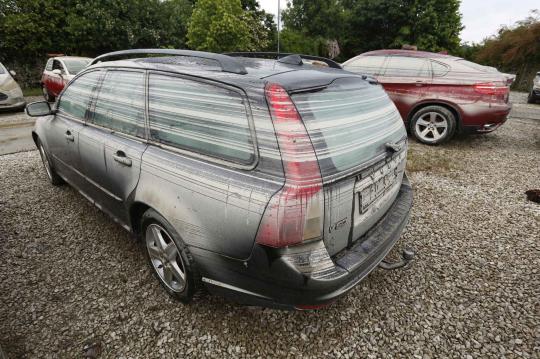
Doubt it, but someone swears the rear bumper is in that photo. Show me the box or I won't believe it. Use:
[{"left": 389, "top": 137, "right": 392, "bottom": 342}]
[
  {"left": 460, "top": 102, "right": 511, "bottom": 133},
  {"left": 192, "top": 175, "right": 414, "bottom": 309}
]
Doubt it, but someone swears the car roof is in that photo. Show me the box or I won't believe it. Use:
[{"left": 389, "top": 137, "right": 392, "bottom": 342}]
[
  {"left": 360, "top": 49, "right": 458, "bottom": 60},
  {"left": 87, "top": 56, "right": 367, "bottom": 92}
]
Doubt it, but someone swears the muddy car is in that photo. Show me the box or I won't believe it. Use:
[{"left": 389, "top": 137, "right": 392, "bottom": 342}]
[
  {"left": 343, "top": 50, "right": 512, "bottom": 145},
  {"left": 26, "top": 49, "right": 413, "bottom": 309},
  {"left": 0, "top": 62, "right": 25, "bottom": 111}
]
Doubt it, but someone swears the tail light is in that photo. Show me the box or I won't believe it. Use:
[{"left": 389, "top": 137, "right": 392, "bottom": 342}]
[
  {"left": 255, "top": 83, "right": 324, "bottom": 248},
  {"left": 473, "top": 82, "right": 509, "bottom": 96}
]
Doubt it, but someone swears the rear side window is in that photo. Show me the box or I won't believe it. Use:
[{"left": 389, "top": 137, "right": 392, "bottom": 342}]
[
  {"left": 148, "top": 74, "right": 254, "bottom": 164},
  {"left": 383, "top": 56, "right": 431, "bottom": 77},
  {"left": 90, "top": 71, "right": 145, "bottom": 138},
  {"left": 293, "top": 78, "right": 405, "bottom": 177},
  {"left": 456, "top": 59, "right": 491, "bottom": 72},
  {"left": 63, "top": 58, "right": 90, "bottom": 75},
  {"left": 431, "top": 61, "right": 450, "bottom": 77},
  {"left": 344, "top": 56, "right": 386, "bottom": 75},
  {"left": 57, "top": 71, "right": 101, "bottom": 120}
]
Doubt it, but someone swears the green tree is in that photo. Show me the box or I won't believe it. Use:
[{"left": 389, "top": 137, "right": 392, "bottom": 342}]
[
  {"left": 474, "top": 11, "right": 540, "bottom": 91},
  {"left": 241, "top": 0, "right": 277, "bottom": 51},
  {"left": 0, "top": 0, "right": 67, "bottom": 62},
  {"left": 187, "top": 0, "right": 257, "bottom": 52},
  {"left": 280, "top": 0, "right": 462, "bottom": 59},
  {"left": 342, "top": 0, "right": 462, "bottom": 58},
  {"left": 281, "top": 0, "right": 345, "bottom": 56},
  {"left": 0, "top": 0, "right": 193, "bottom": 86},
  {"left": 282, "top": 0, "right": 344, "bottom": 41},
  {"left": 64, "top": 0, "right": 193, "bottom": 56}
]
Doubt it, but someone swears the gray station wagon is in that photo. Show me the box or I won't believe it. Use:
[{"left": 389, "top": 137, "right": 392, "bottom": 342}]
[{"left": 26, "top": 49, "right": 414, "bottom": 309}]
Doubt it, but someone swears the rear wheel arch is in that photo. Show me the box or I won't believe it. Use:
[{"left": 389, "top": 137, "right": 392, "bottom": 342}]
[
  {"left": 138, "top": 206, "right": 204, "bottom": 302},
  {"left": 129, "top": 201, "right": 151, "bottom": 236}
]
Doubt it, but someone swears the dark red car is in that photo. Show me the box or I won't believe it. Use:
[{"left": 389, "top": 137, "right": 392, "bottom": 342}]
[{"left": 343, "top": 50, "right": 512, "bottom": 145}]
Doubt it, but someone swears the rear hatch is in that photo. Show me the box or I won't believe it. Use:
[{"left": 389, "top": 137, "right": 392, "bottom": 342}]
[{"left": 291, "top": 77, "right": 407, "bottom": 255}]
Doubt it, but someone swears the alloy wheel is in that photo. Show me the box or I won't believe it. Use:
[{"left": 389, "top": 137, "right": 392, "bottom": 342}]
[
  {"left": 145, "top": 224, "right": 186, "bottom": 293},
  {"left": 415, "top": 112, "right": 449, "bottom": 143}
]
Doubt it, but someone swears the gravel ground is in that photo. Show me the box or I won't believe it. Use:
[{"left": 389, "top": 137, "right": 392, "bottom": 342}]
[{"left": 0, "top": 96, "right": 539, "bottom": 358}]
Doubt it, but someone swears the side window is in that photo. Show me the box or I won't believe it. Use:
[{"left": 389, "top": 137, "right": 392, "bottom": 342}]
[
  {"left": 57, "top": 71, "right": 102, "bottom": 119},
  {"left": 431, "top": 61, "right": 450, "bottom": 77},
  {"left": 344, "top": 56, "right": 386, "bottom": 75},
  {"left": 52, "top": 60, "right": 65, "bottom": 73},
  {"left": 148, "top": 74, "right": 254, "bottom": 164},
  {"left": 45, "top": 59, "right": 53, "bottom": 71},
  {"left": 383, "top": 56, "right": 431, "bottom": 77},
  {"left": 90, "top": 71, "right": 145, "bottom": 138}
]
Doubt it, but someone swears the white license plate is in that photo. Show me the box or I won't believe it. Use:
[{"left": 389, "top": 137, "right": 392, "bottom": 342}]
[{"left": 355, "top": 153, "right": 405, "bottom": 213}]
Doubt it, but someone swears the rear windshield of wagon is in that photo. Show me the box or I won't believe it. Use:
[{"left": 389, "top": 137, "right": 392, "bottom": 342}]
[{"left": 292, "top": 77, "right": 404, "bottom": 177}]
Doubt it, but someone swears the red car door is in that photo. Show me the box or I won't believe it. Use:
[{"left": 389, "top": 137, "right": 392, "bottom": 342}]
[
  {"left": 377, "top": 56, "right": 432, "bottom": 121},
  {"left": 50, "top": 60, "right": 66, "bottom": 96}
]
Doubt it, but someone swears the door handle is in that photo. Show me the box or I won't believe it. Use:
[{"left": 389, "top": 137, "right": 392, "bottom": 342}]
[
  {"left": 415, "top": 81, "right": 425, "bottom": 87},
  {"left": 64, "top": 130, "right": 74, "bottom": 142},
  {"left": 113, "top": 150, "right": 132, "bottom": 167}
]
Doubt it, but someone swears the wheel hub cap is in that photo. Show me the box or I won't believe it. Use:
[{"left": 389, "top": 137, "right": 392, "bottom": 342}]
[
  {"left": 145, "top": 224, "right": 186, "bottom": 292},
  {"left": 415, "top": 112, "right": 449, "bottom": 142}
]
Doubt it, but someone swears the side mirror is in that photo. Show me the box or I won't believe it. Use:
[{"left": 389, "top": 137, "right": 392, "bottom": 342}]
[
  {"left": 26, "top": 101, "right": 54, "bottom": 117},
  {"left": 9, "top": 70, "right": 16, "bottom": 77},
  {"left": 52, "top": 69, "right": 63, "bottom": 76}
]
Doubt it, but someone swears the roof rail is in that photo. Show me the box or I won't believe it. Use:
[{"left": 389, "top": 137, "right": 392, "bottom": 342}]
[
  {"left": 225, "top": 52, "right": 343, "bottom": 69},
  {"left": 89, "top": 49, "right": 248, "bottom": 75}
]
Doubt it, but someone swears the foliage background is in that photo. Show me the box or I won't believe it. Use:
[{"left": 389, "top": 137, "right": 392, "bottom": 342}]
[
  {"left": 472, "top": 11, "right": 540, "bottom": 91},
  {"left": 0, "top": 0, "right": 537, "bottom": 91}
]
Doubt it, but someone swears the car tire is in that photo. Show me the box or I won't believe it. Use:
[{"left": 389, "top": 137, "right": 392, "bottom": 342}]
[
  {"left": 141, "top": 208, "right": 202, "bottom": 303},
  {"left": 42, "top": 85, "right": 55, "bottom": 102},
  {"left": 527, "top": 92, "right": 536, "bottom": 104},
  {"left": 410, "top": 105, "right": 456, "bottom": 145},
  {"left": 37, "top": 139, "right": 64, "bottom": 186}
]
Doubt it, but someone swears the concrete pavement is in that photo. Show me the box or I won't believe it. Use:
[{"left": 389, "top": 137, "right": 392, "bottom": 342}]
[{"left": 0, "top": 121, "right": 35, "bottom": 155}]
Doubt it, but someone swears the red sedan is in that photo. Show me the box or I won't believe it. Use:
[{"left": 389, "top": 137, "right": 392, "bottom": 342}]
[{"left": 343, "top": 50, "right": 512, "bottom": 145}]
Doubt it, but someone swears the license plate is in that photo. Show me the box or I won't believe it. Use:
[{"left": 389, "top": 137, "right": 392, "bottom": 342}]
[{"left": 355, "top": 153, "right": 404, "bottom": 213}]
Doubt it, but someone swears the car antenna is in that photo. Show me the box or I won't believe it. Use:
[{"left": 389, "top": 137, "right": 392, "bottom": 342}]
[{"left": 277, "top": 0, "right": 281, "bottom": 57}]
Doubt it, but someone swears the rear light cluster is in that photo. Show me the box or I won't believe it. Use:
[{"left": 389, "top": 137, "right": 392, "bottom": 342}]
[
  {"left": 255, "top": 83, "right": 324, "bottom": 248},
  {"left": 473, "top": 82, "right": 509, "bottom": 96}
]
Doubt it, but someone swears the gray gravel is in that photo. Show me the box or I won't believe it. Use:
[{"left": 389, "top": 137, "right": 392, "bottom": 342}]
[{"left": 0, "top": 95, "right": 539, "bottom": 358}]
